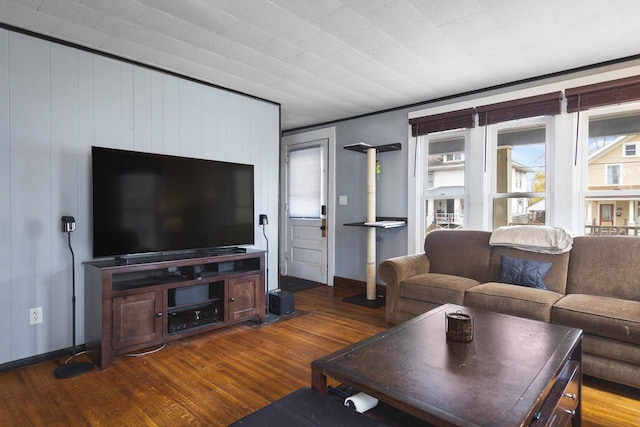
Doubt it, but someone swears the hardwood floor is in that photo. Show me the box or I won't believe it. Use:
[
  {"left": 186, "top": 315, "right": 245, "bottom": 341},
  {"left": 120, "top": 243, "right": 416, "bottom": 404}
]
[{"left": 0, "top": 286, "right": 638, "bottom": 426}]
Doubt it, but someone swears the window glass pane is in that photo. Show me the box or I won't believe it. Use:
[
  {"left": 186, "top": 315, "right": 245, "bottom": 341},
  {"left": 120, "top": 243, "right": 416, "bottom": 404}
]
[
  {"left": 289, "top": 147, "right": 321, "bottom": 218},
  {"left": 584, "top": 199, "right": 640, "bottom": 236},
  {"left": 585, "top": 111, "right": 640, "bottom": 234},
  {"left": 587, "top": 112, "right": 640, "bottom": 191},
  {"left": 493, "top": 197, "right": 545, "bottom": 229},
  {"left": 425, "top": 135, "right": 465, "bottom": 232},
  {"left": 496, "top": 125, "right": 546, "bottom": 193}
]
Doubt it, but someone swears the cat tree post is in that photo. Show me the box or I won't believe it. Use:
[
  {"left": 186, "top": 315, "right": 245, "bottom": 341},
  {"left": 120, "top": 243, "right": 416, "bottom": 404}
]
[{"left": 366, "top": 147, "right": 376, "bottom": 301}]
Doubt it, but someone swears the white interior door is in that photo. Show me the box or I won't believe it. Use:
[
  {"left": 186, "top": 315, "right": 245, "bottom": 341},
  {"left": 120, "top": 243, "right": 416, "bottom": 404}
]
[{"left": 283, "top": 140, "right": 328, "bottom": 284}]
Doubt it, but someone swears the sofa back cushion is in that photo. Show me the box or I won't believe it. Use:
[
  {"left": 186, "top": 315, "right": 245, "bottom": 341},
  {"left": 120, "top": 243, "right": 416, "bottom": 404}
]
[
  {"left": 424, "top": 230, "right": 492, "bottom": 282},
  {"left": 567, "top": 236, "right": 640, "bottom": 300},
  {"left": 489, "top": 247, "right": 570, "bottom": 294}
]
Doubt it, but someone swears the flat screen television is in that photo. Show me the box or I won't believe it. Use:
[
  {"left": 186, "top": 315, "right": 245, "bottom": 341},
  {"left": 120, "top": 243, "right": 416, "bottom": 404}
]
[{"left": 92, "top": 146, "right": 254, "bottom": 258}]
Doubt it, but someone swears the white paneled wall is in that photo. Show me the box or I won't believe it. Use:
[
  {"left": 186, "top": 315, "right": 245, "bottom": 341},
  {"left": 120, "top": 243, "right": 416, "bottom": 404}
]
[{"left": 0, "top": 29, "right": 280, "bottom": 365}]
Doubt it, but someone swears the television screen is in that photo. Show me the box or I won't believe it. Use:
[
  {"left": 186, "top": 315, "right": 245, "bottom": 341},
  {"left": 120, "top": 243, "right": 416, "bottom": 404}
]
[{"left": 92, "top": 147, "right": 254, "bottom": 258}]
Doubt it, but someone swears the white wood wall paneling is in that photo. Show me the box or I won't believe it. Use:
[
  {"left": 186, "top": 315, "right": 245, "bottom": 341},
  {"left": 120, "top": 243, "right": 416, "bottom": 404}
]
[
  {"left": 50, "top": 43, "right": 80, "bottom": 349},
  {"left": 133, "top": 67, "right": 153, "bottom": 153},
  {"left": 10, "top": 33, "right": 52, "bottom": 360},
  {"left": 150, "top": 71, "right": 164, "bottom": 154},
  {"left": 0, "top": 29, "right": 11, "bottom": 363},
  {"left": 121, "top": 63, "right": 134, "bottom": 150},
  {"left": 78, "top": 51, "right": 94, "bottom": 272},
  {"left": 93, "top": 56, "right": 122, "bottom": 149},
  {"left": 162, "top": 76, "right": 180, "bottom": 155},
  {"left": 202, "top": 87, "right": 220, "bottom": 160},
  {"left": 216, "top": 91, "right": 228, "bottom": 161},
  {"left": 179, "top": 79, "right": 203, "bottom": 158}
]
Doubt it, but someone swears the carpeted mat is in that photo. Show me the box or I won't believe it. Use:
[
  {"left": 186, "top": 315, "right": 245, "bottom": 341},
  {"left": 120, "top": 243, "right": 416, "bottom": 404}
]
[{"left": 280, "top": 276, "right": 324, "bottom": 293}]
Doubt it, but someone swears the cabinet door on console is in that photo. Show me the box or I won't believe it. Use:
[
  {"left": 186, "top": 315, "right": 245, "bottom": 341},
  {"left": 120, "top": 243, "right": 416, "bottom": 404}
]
[
  {"left": 112, "top": 291, "right": 163, "bottom": 349},
  {"left": 227, "top": 275, "right": 260, "bottom": 321}
]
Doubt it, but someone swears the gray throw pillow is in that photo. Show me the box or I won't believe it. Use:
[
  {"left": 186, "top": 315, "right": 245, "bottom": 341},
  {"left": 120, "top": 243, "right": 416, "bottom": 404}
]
[{"left": 497, "top": 254, "right": 551, "bottom": 290}]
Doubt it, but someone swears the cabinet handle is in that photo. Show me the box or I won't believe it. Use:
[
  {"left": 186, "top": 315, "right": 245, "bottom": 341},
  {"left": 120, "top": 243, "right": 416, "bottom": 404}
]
[
  {"left": 563, "top": 409, "right": 576, "bottom": 416},
  {"left": 229, "top": 297, "right": 235, "bottom": 302},
  {"left": 156, "top": 312, "right": 163, "bottom": 318},
  {"left": 563, "top": 392, "right": 576, "bottom": 400}
]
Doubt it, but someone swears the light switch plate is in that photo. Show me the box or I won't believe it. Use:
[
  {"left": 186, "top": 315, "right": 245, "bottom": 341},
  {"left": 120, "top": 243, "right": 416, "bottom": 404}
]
[{"left": 339, "top": 195, "right": 348, "bottom": 205}]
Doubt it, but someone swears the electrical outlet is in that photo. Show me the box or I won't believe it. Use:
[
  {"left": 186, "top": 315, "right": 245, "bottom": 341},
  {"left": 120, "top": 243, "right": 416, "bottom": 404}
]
[{"left": 30, "top": 307, "right": 43, "bottom": 325}]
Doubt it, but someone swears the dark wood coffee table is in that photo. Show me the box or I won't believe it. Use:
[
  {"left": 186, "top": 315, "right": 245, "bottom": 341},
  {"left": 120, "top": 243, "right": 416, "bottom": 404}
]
[{"left": 312, "top": 304, "right": 582, "bottom": 427}]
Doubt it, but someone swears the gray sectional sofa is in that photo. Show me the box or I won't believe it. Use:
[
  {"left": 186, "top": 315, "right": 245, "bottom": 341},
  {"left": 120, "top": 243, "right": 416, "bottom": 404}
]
[{"left": 378, "top": 229, "right": 640, "bottom": 389}]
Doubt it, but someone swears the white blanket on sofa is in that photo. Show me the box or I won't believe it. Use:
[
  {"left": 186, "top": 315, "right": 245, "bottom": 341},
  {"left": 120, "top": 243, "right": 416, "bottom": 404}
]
[{"left": 489, "top": 225, "right": 574, "bottom": 254}]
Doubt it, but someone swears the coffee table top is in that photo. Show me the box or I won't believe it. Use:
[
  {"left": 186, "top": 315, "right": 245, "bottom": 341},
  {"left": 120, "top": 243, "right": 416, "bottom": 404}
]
[{"left": 312, "top": 304, "right": 582, "bottom": 427}]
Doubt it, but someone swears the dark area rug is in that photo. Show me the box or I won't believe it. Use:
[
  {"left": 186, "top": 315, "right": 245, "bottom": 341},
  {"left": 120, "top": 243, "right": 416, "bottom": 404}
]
[{"left": 280, "top": 276, "right": 324, "bottom": 293}]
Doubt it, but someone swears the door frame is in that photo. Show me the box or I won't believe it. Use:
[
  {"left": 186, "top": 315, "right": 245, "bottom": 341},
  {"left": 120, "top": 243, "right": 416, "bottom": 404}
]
[{"left": 280, "top": 127, "right": 336, "bottom": 285}]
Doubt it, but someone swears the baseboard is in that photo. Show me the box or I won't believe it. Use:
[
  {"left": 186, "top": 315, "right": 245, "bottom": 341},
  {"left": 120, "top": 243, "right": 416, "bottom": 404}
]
[{"left": 333, "top": 276, "right": 386, "bottom": 296}]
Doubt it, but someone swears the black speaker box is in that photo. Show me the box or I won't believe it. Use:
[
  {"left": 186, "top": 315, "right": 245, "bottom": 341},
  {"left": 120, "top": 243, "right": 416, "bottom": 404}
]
[{"left": 269, "top": 290, "right": 295, "bottom": 315}]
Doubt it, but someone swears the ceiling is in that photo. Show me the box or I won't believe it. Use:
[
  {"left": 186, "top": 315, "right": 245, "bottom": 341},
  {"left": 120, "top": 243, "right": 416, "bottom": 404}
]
[{"left": 3, "top": 1, "right": 640, "bottom": 131}]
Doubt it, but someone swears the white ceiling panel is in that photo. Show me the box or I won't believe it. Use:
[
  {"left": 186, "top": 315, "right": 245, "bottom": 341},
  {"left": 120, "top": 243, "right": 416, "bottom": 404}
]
[{"left": 2, "top": 0, "right": 640, "bottom": 130}]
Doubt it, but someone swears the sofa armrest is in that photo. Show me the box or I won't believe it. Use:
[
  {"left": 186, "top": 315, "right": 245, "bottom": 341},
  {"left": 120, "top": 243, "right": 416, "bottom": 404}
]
[
  {"left": 379, "top": 254, "right": 430, "bottom": 322},
  {"left": 379, "top": 253, "right": 430, "bottom": 285}
]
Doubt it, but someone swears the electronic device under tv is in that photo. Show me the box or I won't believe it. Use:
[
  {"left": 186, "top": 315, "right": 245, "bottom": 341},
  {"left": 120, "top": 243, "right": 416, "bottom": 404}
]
[{"left": 91, "top": 146, "right": 254, "bottom": 259}]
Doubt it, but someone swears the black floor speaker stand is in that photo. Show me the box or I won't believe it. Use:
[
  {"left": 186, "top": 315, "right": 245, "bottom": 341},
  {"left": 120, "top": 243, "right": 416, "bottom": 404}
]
[{"left": 54, "top": 223, "right": 94, "bottom": 379}]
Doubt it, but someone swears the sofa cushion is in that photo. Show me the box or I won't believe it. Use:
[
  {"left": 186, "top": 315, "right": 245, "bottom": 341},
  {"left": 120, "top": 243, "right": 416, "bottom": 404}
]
[
  {"left": 489, "top": 247, "right": 569, "bottom": 294},
  {"left": 497, "top": 255, "right": 551, "bottom": 289},
  {"left": 425, "top": 230, "right": 492, "bottom": 283},
  {"left": 401, "top": 273, "right": 480, "bottom": 306},
  {"left": 567, "top": 236, "right": 640, "bottom": 300},
  {"left": 552, "top": 294, "right": 640, "bottom": 345},
  {"left": 465, "top": 282, "right": 563, "bottom": 322},
  {"left": 582, "top": 334, "right": 640, "bottom": 365}
]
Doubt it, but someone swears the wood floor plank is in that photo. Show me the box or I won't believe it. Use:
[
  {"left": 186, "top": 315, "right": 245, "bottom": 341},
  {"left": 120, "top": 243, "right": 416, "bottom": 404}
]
[{"left": 0, "top": 286, "right": 637, "bottom": 426}]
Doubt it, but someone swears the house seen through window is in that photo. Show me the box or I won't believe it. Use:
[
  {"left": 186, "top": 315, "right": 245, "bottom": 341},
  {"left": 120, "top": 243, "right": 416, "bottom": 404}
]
[
  {"left": 423, "top": 133, "right": 466, "bottom": 233},
  {"left": 492, "top": 121, "right": 547, "bottom": 229},
  {"left": 584, "top": 110, "right": 640, "bottom": 235}
]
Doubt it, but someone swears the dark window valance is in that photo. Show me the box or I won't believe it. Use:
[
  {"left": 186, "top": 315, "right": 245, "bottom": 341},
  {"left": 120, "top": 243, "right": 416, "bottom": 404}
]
[
  {"left": 566, "top": 75, "right": 640, "bottom": 113},
  {"left": 409, "top": 108, "right": 475, "bottom": 137},
  {"left": 476, "top": 92, "right": 562, "bottom": 126}
]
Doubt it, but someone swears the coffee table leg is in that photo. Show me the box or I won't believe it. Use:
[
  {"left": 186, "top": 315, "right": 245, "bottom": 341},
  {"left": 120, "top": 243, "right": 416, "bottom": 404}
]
[{"left": 311, "top": 368, "right": 328, "bottom": 393}]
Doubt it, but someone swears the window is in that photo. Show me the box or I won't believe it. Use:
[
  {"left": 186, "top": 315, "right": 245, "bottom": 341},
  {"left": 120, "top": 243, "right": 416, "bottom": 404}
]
[
  {"left": 583, "top": 109, "right": 640, "bottom": 234},
  {"left": 288, "top": 146, "right": 323, "bottom": 218},
  {"left": 624, "top": 143, "right": 637, "bottom": 157},
  {"left": 492, "top": 120, "right": 548, "bottom": 229},
  {"left": 444, "top": 153, "right": 465, "bottom": 163},
  {"left": 606, "top": 164, "right": 621, "bottom": 185},
  {"left": 420, "top": 132, "right": 467, "bottom": 233}
]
